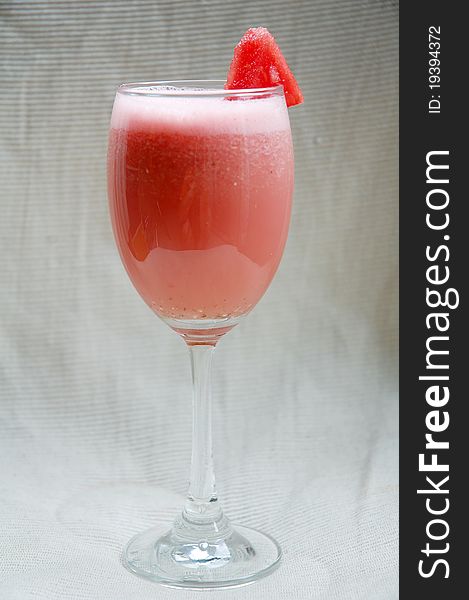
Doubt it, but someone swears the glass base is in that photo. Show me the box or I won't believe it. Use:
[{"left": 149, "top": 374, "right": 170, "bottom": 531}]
[{"left": 123, "top": 523, "right": 282, "bottom": 589}]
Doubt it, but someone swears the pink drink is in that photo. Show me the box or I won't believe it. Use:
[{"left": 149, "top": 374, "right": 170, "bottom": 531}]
[{"left": 108, "top": 86, "right": 293, "bottom": 325}]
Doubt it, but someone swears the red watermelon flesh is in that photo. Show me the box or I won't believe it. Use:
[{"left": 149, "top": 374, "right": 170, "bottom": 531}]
[{"left": 225, "top": 27, "right": 304, "bottom": 108}]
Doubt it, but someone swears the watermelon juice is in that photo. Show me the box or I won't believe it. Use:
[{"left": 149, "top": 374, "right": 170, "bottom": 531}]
[{"left": 108, "top": 84, "right": 293, "bottom": 325}]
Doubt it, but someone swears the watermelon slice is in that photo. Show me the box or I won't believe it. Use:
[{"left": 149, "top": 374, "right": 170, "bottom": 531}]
[{"left": 225, "top": 27, "right": 304, "bottom": 108}]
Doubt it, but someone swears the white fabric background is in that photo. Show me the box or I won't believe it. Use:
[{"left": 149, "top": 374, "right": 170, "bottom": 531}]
[{"left": 0, "top": 1, "right": 398, "bottom": 598}]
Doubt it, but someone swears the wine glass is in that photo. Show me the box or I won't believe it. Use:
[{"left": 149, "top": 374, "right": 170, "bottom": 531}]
[{"left": 107, "top": 80, "right": 294, "bottom": 589}]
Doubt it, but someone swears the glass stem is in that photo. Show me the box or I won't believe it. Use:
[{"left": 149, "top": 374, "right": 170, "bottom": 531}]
[
  {"left": 178, "top": 342, "right": 231, "bottom": 538},
  {"left": 187, "top": 343, "right": 217, "bottom": 504}
]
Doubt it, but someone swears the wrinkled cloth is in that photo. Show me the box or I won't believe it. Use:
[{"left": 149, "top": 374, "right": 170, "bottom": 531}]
[{"left": 0, "top": 1, "right": 398, "bottom": 599}]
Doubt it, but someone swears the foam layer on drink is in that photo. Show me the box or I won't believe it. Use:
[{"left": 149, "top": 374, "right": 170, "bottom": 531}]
[{"left": 111, "top": 87, "right": 290, "bottom": 135}]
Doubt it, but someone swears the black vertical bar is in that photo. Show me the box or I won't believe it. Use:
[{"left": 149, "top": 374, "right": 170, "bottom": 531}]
[{"left": 400, "top": 2, "right": 466, "bottom": 596}]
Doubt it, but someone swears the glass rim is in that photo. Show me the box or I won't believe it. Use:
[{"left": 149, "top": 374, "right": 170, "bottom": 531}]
[{"left": 117, "top": 80, "right": 284, "bottom": 98}]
